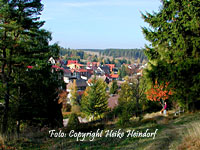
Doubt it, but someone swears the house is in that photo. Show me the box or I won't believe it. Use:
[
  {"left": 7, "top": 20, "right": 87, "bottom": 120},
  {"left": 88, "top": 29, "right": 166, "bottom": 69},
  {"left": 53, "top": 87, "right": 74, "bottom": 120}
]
[
  {"left": 48, "top": 57, "right": 56, "bottom": 65},
  {"left": 67, "top": 60, "right": 78, "bottom": 65},
  {"left": 97, "top": 65, "right": 110, "bottom": 75},
  {"left": 106, "top": 64, "right": 115, "bottom": 72},
  {"left": 66, "top": 60, "right": 85, "bottom": 70},
  {"left": 75, "top": 69, "right": 89, "bottom": 80},
  {"left": 67, "top": 79, "right": 88, "bottom": 91},
  {"left": 66, "top": 79, "right": 88, "bottom": 104},
  {"left": 62, "top": 69, "right": 72, "bottom": 83},
  {"left": 67, "top": 63, "right": 84, "bottom": 70},
  {"left": 88, "top": 75, "right": 110, "bottom": 85},
  {"left": 109, "top": 74, "right": 119, "bottom": 81},
  {"left": 113, "top": 68, "right": 118, "bottom": 74}
]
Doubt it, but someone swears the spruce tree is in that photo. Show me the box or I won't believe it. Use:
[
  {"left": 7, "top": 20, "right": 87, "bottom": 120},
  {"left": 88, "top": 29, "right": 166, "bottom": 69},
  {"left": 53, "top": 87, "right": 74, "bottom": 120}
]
[
  {"left": 142, "top": 0, "right": 200, "bottom": 111},
  {"left": 110, "top": 80, "right": 118, "bottom": 94},
  {"left": 81, "top": 78, "right": 108, "bottom": 120}
]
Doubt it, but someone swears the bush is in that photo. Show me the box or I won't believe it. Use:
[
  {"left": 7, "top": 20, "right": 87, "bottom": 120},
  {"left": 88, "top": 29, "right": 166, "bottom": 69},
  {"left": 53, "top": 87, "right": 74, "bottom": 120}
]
[
  {"left": 117, "top": 110, "right": 131, "bottom": 126},
  {"left": 67, "top": 113, "right": 80, "bottom": 130}
]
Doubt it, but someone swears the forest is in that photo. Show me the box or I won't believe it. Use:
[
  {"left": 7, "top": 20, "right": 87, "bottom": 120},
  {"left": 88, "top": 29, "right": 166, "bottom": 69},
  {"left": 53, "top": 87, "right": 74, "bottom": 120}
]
[
  {"left": 99, "top": 49, "right": 147, "bottom": 60},
  {"left": 59, "top": 48, "right": 147, "bottom": 61}
]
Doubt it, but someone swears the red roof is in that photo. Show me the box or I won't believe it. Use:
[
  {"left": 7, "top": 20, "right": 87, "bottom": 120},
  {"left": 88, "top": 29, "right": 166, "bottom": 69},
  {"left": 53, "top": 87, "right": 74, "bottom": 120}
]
[
  {"left": 67, "top": 62, "right": 84, "bottom": 67},
  {"left": 52, "top": 65, "right": 61, "bottom": 69},
  {"left": 62, "top": 68, "right": 71, "bottom": 73},
  {"left": 67, "top": 60, "right": 78, "bottom": 65},
  {"left": 76, "top": 64, "right": 84, "bottom": 67},
  {"left": 110, "top": 74, "right": 119, "bottom": 78},
  {"left": 76, "top": 69, "right": 87, "bottom": 72},
  {"left": 87, "top": 69, "right": 93, "bottom": 74},
  {"left": 88, "top": 79, "right": 92, "bottom": 84},
  {"left": 52, "top": 65, "right": 71, "bottom": 73},
  {"left": 106, "top": 64, "right": 115, "bottom": 68},
  {"left": 106, "top": 64, "right": 115, "bottom": 71}
]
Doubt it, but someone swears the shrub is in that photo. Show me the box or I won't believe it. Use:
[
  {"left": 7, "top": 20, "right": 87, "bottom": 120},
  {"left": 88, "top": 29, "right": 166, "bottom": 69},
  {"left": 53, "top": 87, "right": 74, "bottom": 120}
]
[
  {"left": 67, "top": 113, "right": 80, "bottom": 130},
  {"left": 117, "top": 107, "right": 132, "bottom": 126}
]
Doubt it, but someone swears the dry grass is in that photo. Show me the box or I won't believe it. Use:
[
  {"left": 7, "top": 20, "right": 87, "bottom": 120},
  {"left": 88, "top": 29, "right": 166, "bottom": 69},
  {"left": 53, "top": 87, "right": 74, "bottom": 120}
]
[
  {"left": 142, "top": 110, "right": 175, "bottom": 125},
  {"left": 178, "top": 137, "right": 200, "bottom": 150},
  {"left": 0, "top": 134, "right": 4, "bottom": 146},
  {"left": 178, "top": 122, "right": 200, "bottom": 150},
  {"left": 143, "top": 110, "right": 175, "bottom": 119},
  {"left": 0, "top": 135, "right": 5, "bottom": 149}
]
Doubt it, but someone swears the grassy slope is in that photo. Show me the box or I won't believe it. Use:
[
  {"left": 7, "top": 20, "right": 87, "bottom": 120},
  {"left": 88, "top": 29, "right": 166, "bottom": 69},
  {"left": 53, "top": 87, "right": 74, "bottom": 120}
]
[{"left": 3, "top": 111, "right": 200, "bottom": 150}]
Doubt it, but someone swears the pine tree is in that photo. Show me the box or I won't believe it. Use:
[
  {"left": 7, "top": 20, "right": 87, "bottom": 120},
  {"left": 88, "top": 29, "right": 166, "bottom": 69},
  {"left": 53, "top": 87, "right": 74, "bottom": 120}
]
[
  {"left": 81, "top": 78, "right": 108, "bottom": 120},
  {"left": 142, "top": 0, "right": 200, "bottom": 111},
  {"left": 0, "top": 0, "right": 63, "bottom": 133}
]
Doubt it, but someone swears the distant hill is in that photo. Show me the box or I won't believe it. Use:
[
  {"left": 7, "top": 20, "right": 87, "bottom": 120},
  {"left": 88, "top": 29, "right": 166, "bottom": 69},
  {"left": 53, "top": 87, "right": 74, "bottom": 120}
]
[
  {"left": 80, "top": 49, "right": 147, "bottom": 60},
  {"left": 60, "top": 48, "right": 147, "bottom": 61},
  {"left": 100, "top": 49, "right": 147, "bottom": 61}
]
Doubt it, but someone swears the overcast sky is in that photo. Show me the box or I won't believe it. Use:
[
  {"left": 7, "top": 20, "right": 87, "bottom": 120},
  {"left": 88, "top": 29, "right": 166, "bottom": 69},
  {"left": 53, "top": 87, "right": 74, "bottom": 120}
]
[{"left": 40, "top": 0, "right": 161, "bottom": 49}]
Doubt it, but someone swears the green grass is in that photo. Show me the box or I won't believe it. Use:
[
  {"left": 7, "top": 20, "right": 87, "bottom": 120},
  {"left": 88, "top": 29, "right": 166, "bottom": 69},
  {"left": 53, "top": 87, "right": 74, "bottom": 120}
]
[{"left": 2, "top": 111, "right": 200, "bottom": 150}]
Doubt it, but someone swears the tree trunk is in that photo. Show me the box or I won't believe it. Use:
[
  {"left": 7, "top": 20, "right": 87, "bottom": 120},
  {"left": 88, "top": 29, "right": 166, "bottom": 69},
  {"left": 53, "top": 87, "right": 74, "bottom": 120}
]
[{"left": 17, "top": 120, "right": 20, "bottom": 138}]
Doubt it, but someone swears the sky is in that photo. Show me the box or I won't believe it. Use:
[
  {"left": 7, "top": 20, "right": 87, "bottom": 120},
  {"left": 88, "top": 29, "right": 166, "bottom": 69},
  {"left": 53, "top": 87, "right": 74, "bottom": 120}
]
[{"left": 40, "top": 0, "right": 161, "bottom": 49}]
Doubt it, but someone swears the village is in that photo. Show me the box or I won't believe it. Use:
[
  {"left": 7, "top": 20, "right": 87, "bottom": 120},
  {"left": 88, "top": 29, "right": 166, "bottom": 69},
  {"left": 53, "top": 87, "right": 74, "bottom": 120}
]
[
  {"left": 49, "top": 55, "right": 147, "bottom": 123},
  {"left": 1, "top": 0, "right": 199, "bottom": 149}
]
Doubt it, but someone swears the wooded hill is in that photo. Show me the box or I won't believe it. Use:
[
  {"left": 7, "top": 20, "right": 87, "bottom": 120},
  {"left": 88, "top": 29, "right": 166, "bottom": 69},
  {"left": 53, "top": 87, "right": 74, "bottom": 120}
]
[
  {"left": 60, "top": 48, "right": 147, "bottom": 61},
  {"left": 99, "top": 49, "right": 147, "bottom": 60}
]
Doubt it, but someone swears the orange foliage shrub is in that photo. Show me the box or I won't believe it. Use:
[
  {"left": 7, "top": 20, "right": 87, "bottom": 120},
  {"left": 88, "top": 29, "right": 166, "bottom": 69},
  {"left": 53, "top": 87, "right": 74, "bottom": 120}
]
[{"left": 145, "top": 81, "right": 173, "bottom": 102}]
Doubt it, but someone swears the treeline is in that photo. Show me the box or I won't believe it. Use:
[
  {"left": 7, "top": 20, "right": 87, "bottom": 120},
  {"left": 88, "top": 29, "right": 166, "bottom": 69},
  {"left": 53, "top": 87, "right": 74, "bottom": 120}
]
[
  {"left": 60, "top": 48, "right": 85, "bottom": 59},
  {"left": 100, "top": 49, "right": 147, "bottom": 60},
  {"left": 60, "top": 48, "right": 147, "bottom": 61},
  {"left": 77, "top": 49, "right": 103, "bottom": 52}
]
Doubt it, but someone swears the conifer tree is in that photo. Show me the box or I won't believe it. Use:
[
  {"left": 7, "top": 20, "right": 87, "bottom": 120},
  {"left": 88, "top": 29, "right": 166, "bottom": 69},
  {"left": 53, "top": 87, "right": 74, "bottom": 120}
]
[
  {"left": 110, "top": 80, "right": 118, "bottom": 94},
  {"left": 142, "top": 0, "right": 200, "bottom": 111},
  {"left": 81, "top": 78, "right": 108, "bottom": 120},
  {"left": 70, "top": 80, "right": 78, "bottom": 105},
  {"left": 0, "top": 0, "right": 63, "bottom": 133}
]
